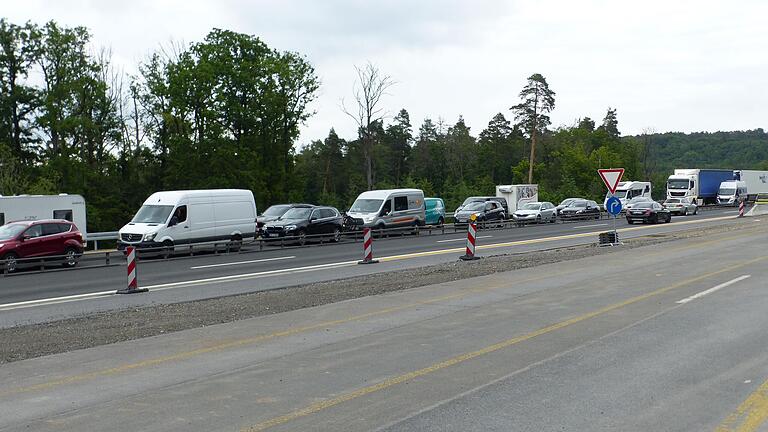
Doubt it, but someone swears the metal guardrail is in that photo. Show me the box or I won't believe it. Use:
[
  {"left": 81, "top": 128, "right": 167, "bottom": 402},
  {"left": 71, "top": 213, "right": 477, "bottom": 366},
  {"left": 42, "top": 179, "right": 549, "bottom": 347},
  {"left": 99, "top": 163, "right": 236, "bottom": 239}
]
[{"left": 85, "top": 231, "right": 118, "bottom": 250}]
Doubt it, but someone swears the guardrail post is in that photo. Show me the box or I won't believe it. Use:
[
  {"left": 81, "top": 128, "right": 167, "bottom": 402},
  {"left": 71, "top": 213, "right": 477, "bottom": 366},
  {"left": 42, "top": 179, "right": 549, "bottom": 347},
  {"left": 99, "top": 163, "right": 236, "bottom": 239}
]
[{"left": 106, "top": 252, "right": 110, "bottom": 266}]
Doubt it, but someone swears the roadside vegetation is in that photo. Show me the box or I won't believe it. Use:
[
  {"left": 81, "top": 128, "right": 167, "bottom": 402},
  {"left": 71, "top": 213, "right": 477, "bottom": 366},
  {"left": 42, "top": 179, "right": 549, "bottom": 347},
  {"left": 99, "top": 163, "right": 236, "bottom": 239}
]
[{"left": 2, "top": 19, "right": 767, "bottom": 232}]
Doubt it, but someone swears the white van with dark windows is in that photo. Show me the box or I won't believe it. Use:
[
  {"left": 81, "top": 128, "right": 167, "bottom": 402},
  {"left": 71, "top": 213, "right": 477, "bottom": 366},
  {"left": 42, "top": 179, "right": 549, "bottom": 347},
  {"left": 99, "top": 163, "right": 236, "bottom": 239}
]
[
  {"left": 118, "top": 189, "right": 257, "bottom": 252},
  {"left": 347, "top": 189, "right": 426, "bottom": 229}
]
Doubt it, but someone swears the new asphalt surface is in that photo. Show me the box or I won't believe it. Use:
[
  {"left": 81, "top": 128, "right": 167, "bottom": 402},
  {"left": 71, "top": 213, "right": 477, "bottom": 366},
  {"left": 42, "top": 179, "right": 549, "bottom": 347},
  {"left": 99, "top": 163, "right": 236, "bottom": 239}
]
[{"left": 0, "top": 217, "right": 765, "bottom": 431}]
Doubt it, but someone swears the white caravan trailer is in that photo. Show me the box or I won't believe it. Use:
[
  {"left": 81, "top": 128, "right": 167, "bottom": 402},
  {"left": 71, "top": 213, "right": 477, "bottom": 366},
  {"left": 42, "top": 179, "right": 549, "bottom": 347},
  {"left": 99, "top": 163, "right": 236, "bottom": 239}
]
[
  {"left": 0, "top": 194, "right": 87, "bottom": 235},
  {"left": 495, "top": 184, "right": 539, "bottom": 213},
  {"left": 118, "top": 189, "right": 257, "bottom": 250}
]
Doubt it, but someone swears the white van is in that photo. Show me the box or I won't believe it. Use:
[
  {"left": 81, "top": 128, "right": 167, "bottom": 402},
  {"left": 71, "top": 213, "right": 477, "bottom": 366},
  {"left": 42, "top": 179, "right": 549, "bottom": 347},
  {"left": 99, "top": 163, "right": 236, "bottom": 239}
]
[
  {"left": 0, "top": 194, "right": 87, "bottom": 235},
  {"left": 717, "top": 180, "right": 748, "bottom": 206},
  {"left": 605, "top": 181, "right": 652, "bottom": 207},
  {"left": 118, "top": 189, "right": 257, "bottom": 251},
  {"left": 347, "top": 189, "right": 426, "bottom": 229}
]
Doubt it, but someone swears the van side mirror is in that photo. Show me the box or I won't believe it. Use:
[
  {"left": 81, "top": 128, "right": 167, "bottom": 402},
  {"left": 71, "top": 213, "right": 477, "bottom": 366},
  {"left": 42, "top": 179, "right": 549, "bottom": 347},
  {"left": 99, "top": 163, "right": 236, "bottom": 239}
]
[{"left": 168, "top": 216, "right": 179, "bottom": 227}]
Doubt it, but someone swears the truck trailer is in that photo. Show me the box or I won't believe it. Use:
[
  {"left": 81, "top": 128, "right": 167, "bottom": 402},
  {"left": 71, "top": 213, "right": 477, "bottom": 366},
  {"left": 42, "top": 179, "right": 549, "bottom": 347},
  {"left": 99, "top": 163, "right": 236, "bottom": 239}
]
[
  {"left": 733, "top": 170, "right": 768, "bottom": 202},
  {"left": 666, "top": 169, "right": 734, "bottom": 205}
]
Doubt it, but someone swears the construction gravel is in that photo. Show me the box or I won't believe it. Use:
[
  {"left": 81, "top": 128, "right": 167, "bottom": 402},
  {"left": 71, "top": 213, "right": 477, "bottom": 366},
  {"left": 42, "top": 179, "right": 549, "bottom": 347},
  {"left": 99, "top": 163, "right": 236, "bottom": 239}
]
[{"left": 0, "top": 220, "right": 757, "bottom": 364}]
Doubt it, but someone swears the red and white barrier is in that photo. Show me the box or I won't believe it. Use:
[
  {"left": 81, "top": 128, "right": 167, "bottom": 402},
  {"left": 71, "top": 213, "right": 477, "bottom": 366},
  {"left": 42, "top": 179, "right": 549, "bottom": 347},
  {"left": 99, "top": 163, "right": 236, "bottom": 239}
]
[
  {"left": 358, "top": 227, "right": 379, "bottom": 264},
  {"left": 117, "top": 246, "right": 148, "bottom": 294},
  {"left": 739, "top": 200, "right": 745, "bottom": 217},
  {"left": 460, "top": 220, "right": 480, "bottom": 261}
]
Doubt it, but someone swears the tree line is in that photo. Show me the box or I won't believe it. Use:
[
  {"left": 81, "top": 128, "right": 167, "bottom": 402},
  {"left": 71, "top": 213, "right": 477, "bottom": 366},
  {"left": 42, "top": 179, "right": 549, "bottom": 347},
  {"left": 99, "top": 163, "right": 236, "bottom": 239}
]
[{"left": 2, "top": 20, "right": 766, "bottom": 232}]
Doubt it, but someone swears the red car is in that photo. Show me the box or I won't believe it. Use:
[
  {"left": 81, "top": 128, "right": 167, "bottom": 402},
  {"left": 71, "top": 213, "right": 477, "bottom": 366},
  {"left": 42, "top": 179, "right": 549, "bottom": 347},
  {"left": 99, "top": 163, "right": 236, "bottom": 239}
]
[{"left": 0, "top": 219, "right": 85, "bottom": 272}]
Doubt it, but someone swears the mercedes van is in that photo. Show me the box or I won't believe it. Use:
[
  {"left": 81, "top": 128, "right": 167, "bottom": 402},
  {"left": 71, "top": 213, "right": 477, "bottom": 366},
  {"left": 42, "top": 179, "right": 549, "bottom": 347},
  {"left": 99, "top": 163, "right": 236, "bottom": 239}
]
[
  {"left": 118, "top": 189, "right": 257, "bottom": 252},
  {"left": 347, "top": 189, "right": 426, "bottom": 229}
]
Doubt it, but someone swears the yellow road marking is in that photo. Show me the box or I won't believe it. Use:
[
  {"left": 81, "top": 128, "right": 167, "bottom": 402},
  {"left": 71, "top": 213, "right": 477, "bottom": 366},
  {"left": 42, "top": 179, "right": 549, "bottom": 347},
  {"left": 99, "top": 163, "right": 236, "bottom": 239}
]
[
  {"left": 243, "top": 255, "right": 768, "bottom": 432},
  {"left": 716, "top": 378, "right": 768, "bottom": 432},
  {"left": 0, "top": 272, "right": 555, "bottom": 398},
  {"left": 0, "top": 215, "right": 755, "bottom": 399}
]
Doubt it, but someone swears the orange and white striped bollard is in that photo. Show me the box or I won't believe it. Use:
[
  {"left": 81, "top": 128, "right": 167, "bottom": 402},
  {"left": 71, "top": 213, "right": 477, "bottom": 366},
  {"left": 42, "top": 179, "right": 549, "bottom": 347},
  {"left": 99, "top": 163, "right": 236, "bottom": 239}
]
[{"left": 358, "top": 227, "right": 379, "bottom": 264}]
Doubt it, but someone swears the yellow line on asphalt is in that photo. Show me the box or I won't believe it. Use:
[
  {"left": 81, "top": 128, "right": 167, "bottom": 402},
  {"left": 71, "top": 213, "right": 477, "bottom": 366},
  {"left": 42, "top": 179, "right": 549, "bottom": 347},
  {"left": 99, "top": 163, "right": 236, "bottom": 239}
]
[
  {"left": 0, "top": 215, "right": 751, "bottom": 397},
  {"left": 715, "top": 378, "right": 768, "bottom": 432},
  {"left": 242, "top": 254, "right": 768, "bottom": 432},
  {"left": 0, "top": 272, "right": 555, "bottom": 398}
]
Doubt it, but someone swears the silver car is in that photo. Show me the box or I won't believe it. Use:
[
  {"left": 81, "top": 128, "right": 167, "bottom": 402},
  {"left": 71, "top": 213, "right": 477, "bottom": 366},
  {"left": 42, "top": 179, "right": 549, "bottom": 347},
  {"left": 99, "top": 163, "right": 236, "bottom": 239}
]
[
  {"left": 512, "top": 202, "right": 556, "bottom": 224},
  {"left": 663, "top": 197, "right": 698, "bottom": 215}
]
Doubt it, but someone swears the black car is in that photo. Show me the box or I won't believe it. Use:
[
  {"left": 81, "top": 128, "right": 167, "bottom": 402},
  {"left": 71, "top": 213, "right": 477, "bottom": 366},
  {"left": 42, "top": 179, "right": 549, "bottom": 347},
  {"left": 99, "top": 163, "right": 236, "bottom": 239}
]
[
  {"left": 262, "top": 205, "right": 343, "bottom": 246},
  {"left": 455, "top": 196, "right": 509, "bottom": 219},
  {"left": 453, "top": 201, "right": 506, "bottom": 226},
  {"left": 626, "top": 201, "right": 671, "bottom": 224},
  {"left": 257, "top": 203, "right": 313, "bottom": 234},
  {"left": 558, "top": 200, "right": 601, "bottom": 220}
]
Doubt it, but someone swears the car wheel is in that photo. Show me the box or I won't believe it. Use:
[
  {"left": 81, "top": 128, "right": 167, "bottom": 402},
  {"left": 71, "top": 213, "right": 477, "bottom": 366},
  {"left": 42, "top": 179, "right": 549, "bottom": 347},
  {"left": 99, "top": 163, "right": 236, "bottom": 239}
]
[
  {"left": 667, "top": 214, "right": 672, "bottom": 223},
  {"left": 2, "top": 252, "right": 18, "bottom": 273},
  {"left": 651, "top": 214, "right": 658, "bottom": 224},
  {"left": 332, "top": 227, "right": 341, "bottom": 243},
  {"left": 437, "top": 216, "right": 445, "bottom": 227},
  {"left": 62, "top": 247, "right": 80, "bottom": 268},
  {"left": 229, "top": 235, "right": 243, "bottom": 252},
  {"left": 536, "top": 214, "right": 542, "bottom": 224},
  {"left": 296, "top": 229, "right": 307, "bottom": 246},
  {"left": 694, "top": 207, "right": 698, "bottom": 215}
]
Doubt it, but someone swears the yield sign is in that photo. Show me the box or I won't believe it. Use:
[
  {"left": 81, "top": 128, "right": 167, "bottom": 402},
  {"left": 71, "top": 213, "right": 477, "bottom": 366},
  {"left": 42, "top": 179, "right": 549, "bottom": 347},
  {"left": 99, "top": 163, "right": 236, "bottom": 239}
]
[{"left": 598, "top": 168, "right": 625, "bottom": 194}]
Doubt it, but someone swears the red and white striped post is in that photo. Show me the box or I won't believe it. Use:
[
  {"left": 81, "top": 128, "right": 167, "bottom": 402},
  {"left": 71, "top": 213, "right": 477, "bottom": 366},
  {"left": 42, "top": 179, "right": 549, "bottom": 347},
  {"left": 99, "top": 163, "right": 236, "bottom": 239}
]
[
  {"left": 117, "top": 246, "right": 148, "bottom": 294},
  {"left": 358, "top": 227, "right": 379, "bottom": 264},
  {"left": 460, "top": 218, "right": 480, "bottom": 261},
  {"left": 739, "top": 200, "right": 745, "bottom": 217}
]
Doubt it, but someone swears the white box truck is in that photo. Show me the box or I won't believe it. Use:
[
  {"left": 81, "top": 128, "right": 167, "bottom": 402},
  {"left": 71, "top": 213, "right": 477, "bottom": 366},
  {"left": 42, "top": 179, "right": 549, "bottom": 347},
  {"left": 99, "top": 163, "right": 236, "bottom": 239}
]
[
  {"left": 495, "top": 185, "right": 538, "bottom": 213},
  {"left": 118, "top": 189, "right": 257, "bottom": 251},
  {"left": 733, "top": 170, "right": 768, "bottom": 201},
  {"left": 0, "top": 194, "right": 87, "bottom": 235}
]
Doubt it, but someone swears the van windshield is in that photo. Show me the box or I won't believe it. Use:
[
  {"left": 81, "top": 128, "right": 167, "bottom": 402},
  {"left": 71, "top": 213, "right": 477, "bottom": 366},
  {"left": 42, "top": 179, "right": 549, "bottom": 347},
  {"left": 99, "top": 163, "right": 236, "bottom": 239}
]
[
  {"left": 350, "top": 199, "right": 383, "bottom": 213},
  {"left": 610, "top": 191, "right": 627, "bottom": 199},
  {"left": 718, "top": 188, "right": 735, "bottom": 195},
  {"left": 131, "top": 205, "right": 174, "bottom": 224},
  {"left": 0, "top": 224, "right": 26, "bottom": 240}
]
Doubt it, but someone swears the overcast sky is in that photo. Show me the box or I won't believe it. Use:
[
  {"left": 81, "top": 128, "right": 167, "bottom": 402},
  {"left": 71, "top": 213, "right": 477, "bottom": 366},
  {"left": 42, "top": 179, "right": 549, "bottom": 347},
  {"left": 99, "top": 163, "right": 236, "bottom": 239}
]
[{"left": 5, "top": 0, "right": 767, "bottom": 145}]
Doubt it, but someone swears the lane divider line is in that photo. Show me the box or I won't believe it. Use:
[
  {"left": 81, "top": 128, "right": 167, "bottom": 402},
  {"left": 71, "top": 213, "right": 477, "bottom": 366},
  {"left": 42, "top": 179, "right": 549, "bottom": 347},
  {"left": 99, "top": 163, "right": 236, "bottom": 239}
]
[
  {"left": 0, "top": 214, "right": 740, "bottom": 312},
  {"left": 573, "top": 223, "right": 608, "bottom": 229},
  {"left": 190, "top": 256, "right": 296, "bottom": 270},
  {"left": 242, "top": 255, "right": 768, "bottom": 432},
  {"left": 676, "top": 275, "right": 751, "bottom": 304}
]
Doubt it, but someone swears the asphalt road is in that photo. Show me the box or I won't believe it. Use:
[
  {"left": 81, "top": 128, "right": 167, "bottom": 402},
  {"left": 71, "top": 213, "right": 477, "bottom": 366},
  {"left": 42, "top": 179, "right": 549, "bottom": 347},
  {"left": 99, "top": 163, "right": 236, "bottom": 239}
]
[
  {"left": 0, "top": 208, "right": 739, "bottom": 307},
  {"left": 0, "top": 219, "right": 766, "bottom": 431}
]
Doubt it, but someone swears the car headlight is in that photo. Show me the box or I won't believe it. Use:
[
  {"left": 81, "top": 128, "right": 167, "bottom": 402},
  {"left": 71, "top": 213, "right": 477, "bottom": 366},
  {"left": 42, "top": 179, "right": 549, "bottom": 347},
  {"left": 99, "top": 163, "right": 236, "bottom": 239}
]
[
  {"left": 284, "top": 225, "right": 297, "bottom": 231},
  {"left": 144, "top": 233, "right": 156, "bottom": 242},
  {"left": 0, "top": 243, "right": 4, "bottom": 249}
]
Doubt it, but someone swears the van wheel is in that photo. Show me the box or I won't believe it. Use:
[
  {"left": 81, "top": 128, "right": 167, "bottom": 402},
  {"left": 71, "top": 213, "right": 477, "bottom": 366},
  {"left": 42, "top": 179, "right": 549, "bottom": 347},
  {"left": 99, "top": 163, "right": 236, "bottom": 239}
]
[
  {"left": 229, "top": 235, "right": 243, "bottom": 252},
  {"left": 2, "top": 252, "right": 18, "bottom": 273},
  {"left": 332, "top": 227, "right": 341, "bottom": 243},
  {"left": 437, "top": 216, "right": 445, "bottom": 227},
  {"left": 376, "top": 224, "right": 386, "bottom": 238},
  {"left": 162, "top": 240, "right": 174, "bottom": 259},
  {"left": 62, "top": 247, "right": 80, "bottom": 268}
]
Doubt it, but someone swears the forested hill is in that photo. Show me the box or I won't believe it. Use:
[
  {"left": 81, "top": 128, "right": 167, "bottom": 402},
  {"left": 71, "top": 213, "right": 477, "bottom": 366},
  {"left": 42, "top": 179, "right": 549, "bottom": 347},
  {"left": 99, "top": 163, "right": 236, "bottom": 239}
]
[{"left": 636, "top": 129, "right": 768, "bottom": 172}]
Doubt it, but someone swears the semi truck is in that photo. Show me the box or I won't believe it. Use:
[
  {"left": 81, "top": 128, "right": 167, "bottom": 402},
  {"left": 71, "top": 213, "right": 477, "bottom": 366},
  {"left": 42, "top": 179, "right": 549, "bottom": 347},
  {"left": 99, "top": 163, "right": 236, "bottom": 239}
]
[
  {"left": 666, "top": 169, "right": 734, "bottom": 205},
  {"left": 733, "top": 170, "right": 768, "bottom": 202}
]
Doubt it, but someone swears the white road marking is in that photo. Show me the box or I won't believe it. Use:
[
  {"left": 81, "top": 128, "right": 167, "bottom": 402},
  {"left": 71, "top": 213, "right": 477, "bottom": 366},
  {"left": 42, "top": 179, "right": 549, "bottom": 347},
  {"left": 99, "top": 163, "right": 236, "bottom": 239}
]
[
  {"left": 676, "top": 275, "right": 751, "bottom": 304},
  {"left": 436, "top": 235, "right": 492, "bottom": 243},
  {"left": 573, "top": 223, "right": 608, "bottom": 229},
  {"left": 190, "top": 256, "right": 295, "bottom": 270},
  {"left": 0, "top": 213, "right": 738, "bottom": 312}
]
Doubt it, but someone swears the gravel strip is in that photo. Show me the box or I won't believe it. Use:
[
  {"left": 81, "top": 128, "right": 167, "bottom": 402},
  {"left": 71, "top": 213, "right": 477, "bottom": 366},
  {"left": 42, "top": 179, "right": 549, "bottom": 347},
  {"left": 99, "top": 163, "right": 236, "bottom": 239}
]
[{"left": 0, "top": 220, "right": 760, "bottom": 364}]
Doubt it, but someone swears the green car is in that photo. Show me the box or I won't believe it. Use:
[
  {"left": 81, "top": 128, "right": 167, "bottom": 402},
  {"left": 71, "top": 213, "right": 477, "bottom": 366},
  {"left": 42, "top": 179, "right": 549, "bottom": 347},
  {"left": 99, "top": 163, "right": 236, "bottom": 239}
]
[{"left": 424, "top": 197, "right": 446, "bottom": 225}]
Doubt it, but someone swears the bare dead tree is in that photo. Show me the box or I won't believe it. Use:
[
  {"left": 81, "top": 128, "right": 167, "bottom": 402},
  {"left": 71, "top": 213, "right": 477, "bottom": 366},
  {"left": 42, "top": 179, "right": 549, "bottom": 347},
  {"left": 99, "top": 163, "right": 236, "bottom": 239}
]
[
  {"left": 640, "top": 127, "right": 657, "bottom": 180},
  {"left": 341, "top": 62, "right": 395, "bottom": 190}
]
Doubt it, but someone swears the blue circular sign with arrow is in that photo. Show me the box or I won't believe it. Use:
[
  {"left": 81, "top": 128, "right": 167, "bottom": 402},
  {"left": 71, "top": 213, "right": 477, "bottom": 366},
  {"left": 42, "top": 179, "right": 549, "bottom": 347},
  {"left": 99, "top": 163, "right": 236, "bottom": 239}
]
[{"left": 606, "top": 196, "right": 622, "bottom": 216}]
